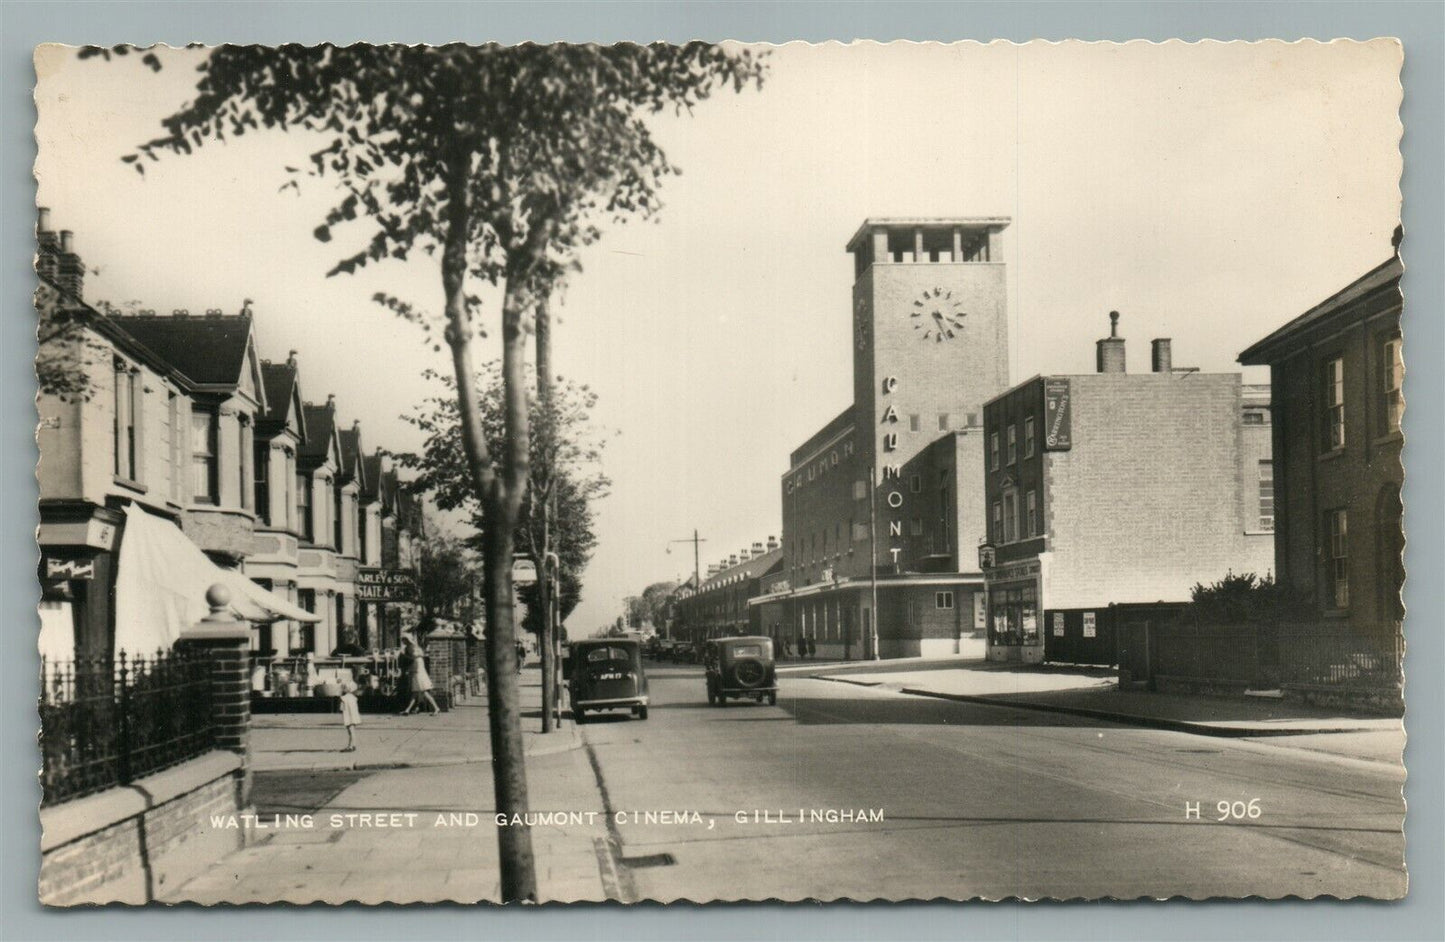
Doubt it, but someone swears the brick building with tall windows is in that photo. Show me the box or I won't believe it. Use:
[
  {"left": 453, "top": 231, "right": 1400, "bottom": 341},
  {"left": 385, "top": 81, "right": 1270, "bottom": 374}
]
[
  {"left": 1238, "top": 240, "right": 1404, "bottom": 638},
  {"left": 981, "top": 316, "right": 1274, "bottom": 665},
  {"left": 757, "top": 217, "right": 1009, "bottom": 659}
]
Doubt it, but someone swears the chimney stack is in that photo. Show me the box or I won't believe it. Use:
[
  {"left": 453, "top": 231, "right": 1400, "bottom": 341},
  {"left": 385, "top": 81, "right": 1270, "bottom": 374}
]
[
  {"left": 37, "top": 207, "right": 51, "bottom": 231},
  {"left": 287, "top": 349, "right": 299, "bottom": 368},
  {"left": 752, "top": 541, "right": 765, "bottom": 556},
  {"left": 766, "top": 535, "right": 779, "bottom": 551},
  {"left": 326, "top": 393, "right": 336, "bottom": 409},
  {"left": 1096, "top": 311, "right": 1126, "bottom": 374},
  {"left": 1151, "top": 338, "right": 1172, "bottom": 373},
  {"left": 728, "top": 554, "right": 739, "bottom": 568},
  {"left": 738, "top": 547, "right": 751, "bottom": 562}
]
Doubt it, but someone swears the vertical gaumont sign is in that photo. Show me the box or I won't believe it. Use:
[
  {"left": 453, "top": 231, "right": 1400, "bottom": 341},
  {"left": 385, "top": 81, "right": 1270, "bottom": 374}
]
[
  {"left": 1043, "top": 378, "right": 1072, "bottom": 451},
  {"left": 356, "top": 567, "right": 418, "bottom": 602}
]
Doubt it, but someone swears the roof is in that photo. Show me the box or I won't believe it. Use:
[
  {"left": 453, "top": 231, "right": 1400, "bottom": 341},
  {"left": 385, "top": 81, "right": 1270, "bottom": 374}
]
[
  {"left": 257, "top": 361, "right": 305, "bottom": 438},
  {"left": 338, "top": 426, "right": 364, "bottom": 484},
  {"left": 1239, "top": 253, "right": 1402, "bottom": 365},
  {"left": 111, "top": 312, "right": 255, "bottom": 387},
  {"left": 697, "top": 546, "right": 784, "bottom": 594},
  {"left": 298, "top": 402, "right": 337, "bottom": 461},
  {"left": 360, "top": 453, "right": 384, "bottom": 502},
  {"left": 846, "top": 216, "right": 1012, "bottom": 252}
]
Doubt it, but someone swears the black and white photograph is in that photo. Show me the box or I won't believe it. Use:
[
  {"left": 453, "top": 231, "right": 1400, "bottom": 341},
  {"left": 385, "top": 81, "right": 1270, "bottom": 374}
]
[{"left": 31, "top": 37, "right": 1406, "bottom": 906}]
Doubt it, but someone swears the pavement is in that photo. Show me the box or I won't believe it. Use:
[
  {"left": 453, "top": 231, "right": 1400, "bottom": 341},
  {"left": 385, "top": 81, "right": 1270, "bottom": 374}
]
[
  {"left": 251, "top": 684, "right": 580, "bottom": 773},
  {"left": 804, "top": 660, "right": 1404, "bottom": 764},
  {"left": 173, "top": 667, "right": 609, "bottom": 904},
  {"left": 169, "top": 661, "right": 1407, "bottom": 903}
]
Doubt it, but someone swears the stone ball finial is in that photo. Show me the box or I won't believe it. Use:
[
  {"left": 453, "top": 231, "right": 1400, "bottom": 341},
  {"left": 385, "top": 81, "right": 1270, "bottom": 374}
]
[{"left": 206, "top": 583, "right": 232, "bottom": 612}]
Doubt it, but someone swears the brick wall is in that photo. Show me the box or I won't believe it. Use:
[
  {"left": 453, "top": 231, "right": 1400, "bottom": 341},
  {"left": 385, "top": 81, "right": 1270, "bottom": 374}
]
[
  {"left": 39, "top": 753, "right": 246, "bottom": 905},
  {"left": 1043, "top": 373, "right": 1275, "bottom": 609}
]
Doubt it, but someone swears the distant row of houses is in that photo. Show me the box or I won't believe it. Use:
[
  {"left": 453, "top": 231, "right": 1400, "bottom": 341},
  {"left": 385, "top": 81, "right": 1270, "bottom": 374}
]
[
  {"left": 673, "top": 217, "right": 1403, "bottom": 667},
  {"left": 36, "top": 210, "right": 426, "bottom": 663}
]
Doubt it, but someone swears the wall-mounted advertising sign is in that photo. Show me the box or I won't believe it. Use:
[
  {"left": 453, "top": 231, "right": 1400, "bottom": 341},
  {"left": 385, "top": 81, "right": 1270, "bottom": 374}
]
[
  {"left": 356, "top": 567, "right": 417, "bottom": 602},
  {"left": 1043, "top": 378, "right": 1072, "bottom": 451},
  {"left": 978, "top": 543, "right": 996, "bottom": 570}
]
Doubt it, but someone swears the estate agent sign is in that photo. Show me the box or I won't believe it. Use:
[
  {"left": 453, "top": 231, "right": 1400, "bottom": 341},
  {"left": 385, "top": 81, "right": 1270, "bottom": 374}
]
[{"left": 356, "top": 567, "right": 417, "bottom": 602}]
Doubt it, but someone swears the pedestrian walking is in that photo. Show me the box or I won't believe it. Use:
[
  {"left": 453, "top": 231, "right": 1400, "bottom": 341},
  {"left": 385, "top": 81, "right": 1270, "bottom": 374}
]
[
  {"left": 338, "top": 679, "right": 361, "bottom": 752},
  {"left": 398, "top": 636, "right": 441, "bottom": 716},
  {"left": 515, "top": 639, "right": 527, "bottom": 675}
]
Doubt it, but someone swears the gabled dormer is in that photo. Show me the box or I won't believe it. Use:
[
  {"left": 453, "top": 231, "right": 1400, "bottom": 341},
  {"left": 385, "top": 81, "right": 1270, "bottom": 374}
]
[{"left": 298, "top": 397, "right": 343, "bottom": 550}]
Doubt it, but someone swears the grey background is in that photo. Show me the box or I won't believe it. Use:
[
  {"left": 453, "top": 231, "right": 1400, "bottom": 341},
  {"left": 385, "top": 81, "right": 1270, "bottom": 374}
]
[{"left": 1, "top": 2, "right": 1439, "bottom": 940}]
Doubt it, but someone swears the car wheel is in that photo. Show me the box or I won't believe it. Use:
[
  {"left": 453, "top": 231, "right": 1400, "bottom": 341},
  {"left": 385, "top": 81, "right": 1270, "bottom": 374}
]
[
  {"left": 768, "top": 691, "right": 778, "bottom": 706},
  {"left": 574, "top": 709, "right": 587, "bottom": 725},
  {"left": 637, "top": 706, "right": 649, "bottom": 721}
]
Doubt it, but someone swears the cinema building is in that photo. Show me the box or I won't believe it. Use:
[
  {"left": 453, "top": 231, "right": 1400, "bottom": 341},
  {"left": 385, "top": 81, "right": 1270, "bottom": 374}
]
[
  {"left": 750, "top": 218, "right": 1010, "bottom": 659},
  {"left": 980, "top": 315, "right": 1275, "bottom": 665}
]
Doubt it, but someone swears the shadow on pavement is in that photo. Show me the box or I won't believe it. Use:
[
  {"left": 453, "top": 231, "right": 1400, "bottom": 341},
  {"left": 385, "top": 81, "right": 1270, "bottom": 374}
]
[{"left": 778, "top": 694, "right": 1117, "bottom": 728}]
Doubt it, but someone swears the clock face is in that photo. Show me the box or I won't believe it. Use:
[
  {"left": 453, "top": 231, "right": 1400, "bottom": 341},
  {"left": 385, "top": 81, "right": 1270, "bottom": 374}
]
[
  {"left": 854, "top": 297, "right": 870, "bottom": 350},
  {"left": 912, "top": 287, "right": 967, "bottom": 343}
]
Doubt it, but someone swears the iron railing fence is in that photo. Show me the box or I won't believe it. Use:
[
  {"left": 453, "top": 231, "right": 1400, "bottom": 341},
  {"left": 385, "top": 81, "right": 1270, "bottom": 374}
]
[
  {"left": 1148, "top": 620, "right": 1403, "bottom": 691},
  {"left": 39, "top": 649, "right": 214, "bottom": 808}
]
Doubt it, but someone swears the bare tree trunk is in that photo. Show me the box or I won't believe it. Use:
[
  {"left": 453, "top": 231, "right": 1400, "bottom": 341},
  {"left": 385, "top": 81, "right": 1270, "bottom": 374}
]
[
  {"left": 535, "top": 294, "right": 556, "bottom": 734},
  {"left": 440, "top": 153, "right": 536, "bottom": 903}
]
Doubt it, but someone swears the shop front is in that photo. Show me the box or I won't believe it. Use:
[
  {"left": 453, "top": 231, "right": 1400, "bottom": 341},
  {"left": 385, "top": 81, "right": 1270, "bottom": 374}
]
[{"left": 985, "top": 558, "right": 1044, "bottom": 663}]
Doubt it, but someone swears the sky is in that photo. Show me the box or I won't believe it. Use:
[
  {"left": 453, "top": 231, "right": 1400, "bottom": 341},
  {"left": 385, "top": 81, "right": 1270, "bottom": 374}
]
[{"left": 33, "top": 40, "right": 1403, "bottom": 633}]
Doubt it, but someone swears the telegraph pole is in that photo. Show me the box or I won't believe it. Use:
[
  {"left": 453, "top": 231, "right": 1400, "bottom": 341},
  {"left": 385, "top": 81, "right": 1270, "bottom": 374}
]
[{"left": 668, "top": 530, "right": 705, "bottom": 641}]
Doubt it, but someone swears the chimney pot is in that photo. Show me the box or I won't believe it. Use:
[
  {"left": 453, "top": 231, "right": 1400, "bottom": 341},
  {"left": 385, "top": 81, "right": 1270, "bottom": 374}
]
[
  {"left": 287, "top": 349, "right": 299, "bottom": 366},
  {"left": 37, "top": 207, "right": 50, "bottom": 231},
  {"left": 326, "top": 393, "right": 336, "bottom": 408},
  {"left": 59, "top": 230, "right": 74, "bottom": 253},
  {"left": 1151, "top": 338, "right": 1173, "bottom": 373},
  {"left": 1096, "top": 311, "right": 1127, "bottom": 374}
]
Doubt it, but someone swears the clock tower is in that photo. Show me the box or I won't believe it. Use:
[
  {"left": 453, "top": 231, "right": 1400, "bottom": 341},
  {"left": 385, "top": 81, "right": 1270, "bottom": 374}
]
[{"left": 848, "top": 217, "right": 1011, "bottom": 473}]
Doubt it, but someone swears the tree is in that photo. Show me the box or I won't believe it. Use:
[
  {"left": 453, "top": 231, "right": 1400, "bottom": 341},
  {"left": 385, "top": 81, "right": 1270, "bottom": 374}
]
[
  {"left": 86, "top": 42, "right": 765, "bottom": 902},
  {"left": 414, "top": 527, "right": 480, "bottom": 625},
  {"left": 396, "top": 363, "right": 608, "bottom": 634},
  {"left": 34, "top": 283, "right": 111, "bottom": 402}
]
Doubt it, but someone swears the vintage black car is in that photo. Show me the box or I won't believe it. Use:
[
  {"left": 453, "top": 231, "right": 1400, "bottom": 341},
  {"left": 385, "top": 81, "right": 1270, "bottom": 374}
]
[
  {"left": 566, "top": 638, "right": 650, "bottom": 723},
  {"left": 704, "top": 636, "right": 778, "bottom": 706}
]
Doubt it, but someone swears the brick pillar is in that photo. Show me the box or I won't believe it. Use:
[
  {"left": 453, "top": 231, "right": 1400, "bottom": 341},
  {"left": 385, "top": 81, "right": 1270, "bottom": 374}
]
[
  {"left": 425, "top": 635, "right": 453, "bottom": 711},
  {"left": 178, "top": 584, "right": 254, "bottom": 806}
]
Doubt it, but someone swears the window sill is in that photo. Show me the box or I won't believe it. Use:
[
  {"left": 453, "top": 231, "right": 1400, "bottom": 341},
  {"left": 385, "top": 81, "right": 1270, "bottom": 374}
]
[
  {"left": 1244, "top": 529, "right": 1275, "bottom": 537},
  {"left": 112, "top": 476, "right": 147, "bottom": 495},
  {"left": 1321, "top": 609, "right": 1350, "bottom": 620},
  {"left": 1317, "top": 447, "right": 1346, "bottom": 463},
  {"left": 1372, "top": 430, "right": 1403, "bottom": 447}
]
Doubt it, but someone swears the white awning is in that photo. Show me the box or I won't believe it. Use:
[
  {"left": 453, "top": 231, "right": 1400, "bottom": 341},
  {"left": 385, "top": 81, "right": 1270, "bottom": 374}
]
[{"left": 114, "top": 504, "right": 320, "bottom": 655}]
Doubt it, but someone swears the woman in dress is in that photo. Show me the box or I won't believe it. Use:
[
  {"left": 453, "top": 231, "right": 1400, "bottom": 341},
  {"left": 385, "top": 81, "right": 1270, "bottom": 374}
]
[{"left": 398, "top": 636, "right": 441, "bottom": 716}]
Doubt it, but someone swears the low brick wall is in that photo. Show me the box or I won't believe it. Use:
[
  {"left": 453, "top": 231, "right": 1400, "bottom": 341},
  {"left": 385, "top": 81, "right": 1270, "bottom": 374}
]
[{"left": 40, "top": 751, "right": 246, "bottom": 906}]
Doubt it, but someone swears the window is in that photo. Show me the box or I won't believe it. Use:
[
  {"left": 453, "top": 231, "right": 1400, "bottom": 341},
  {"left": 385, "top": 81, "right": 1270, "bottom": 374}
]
[
  {"left": 989, "top": 432, "right": 1000, "bottom": 470},
  {"left": 938, "top": 413, "right": 950, "bottom": 431},
  {"left": 936, "top": 591, "right": 954, "bottom": 610},
  {"left": 191, "top": 408, "right": 218, "bottom": 502},
  {"left": 909, "top": 414, "right": 921, "bottom": 432},
  {"left": 909, "top": 473, "right": 922, "bottom": 494},
  {"left": 295, "top": 589, "right": 316, "bottom": 654},
  {"left": 113, "top": 364, "right": 138, "bottom": 481},
  {"left": 1321, "top": 356, "right": 1345, "bottom": 451},
  {"left": 359, "top": 506, "right": 369, "bottom": 561},
  {"left": 910, "top": 517, "right": 923, "bottom": 537},
  {"left": 1007, "top": 424, "right": 1017, "bottom": 464},
  {"left": 992, "top": 501, "right": 1002, "bottom": 542},
  {"left": 334, "top": 483, "right": 344, "bottom": 550},
  {"left": 297, "top": 472, "right": 312, "bottom": 541},
  {"left": 853, "top": 479, "right": 867, "bottom": 500},
  {"left": 1243, "top": 410, "right": 1266, "bottom": 425},
  {"left": 1258, "top": 461, "right": 1274, "bottom": 532},
  {"left": 1023, "top": 416, "right": 1036, "bottom": 458},
  {"left": 851, "top": 522, "right": 868, "bottom": 542},
  {"left": 1326, "top": 509, "right": 1348, "bottom": 609},
  {"left": 238, "top": 416, "right": 252, "bottom": 512},
  {"left": 166, "top": 391, "right": 181, "bottom": 501},
  {"left": 1026, "top": 489, "right": 1038, "bottom": 538},
  {"left": 1003, "top": 492, "right": 1017, "bottom": 542},
  {"left": 1380, "top": 333, "right": 1403, "bottom": 434},
  {"left": 254, "top": 440, "right": 270, "bottom": 525},
  {"left": 939, "top": 483, "right": 952, "bottom": 550}
]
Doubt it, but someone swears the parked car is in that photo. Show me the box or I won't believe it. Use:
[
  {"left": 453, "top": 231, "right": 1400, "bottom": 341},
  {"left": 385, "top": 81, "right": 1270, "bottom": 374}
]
[
  {"left": 704, "top": 636, "right": 778, "bottom": 706},
  {"left": 566, "top": 637, "right": 650, "bottom": 723}
]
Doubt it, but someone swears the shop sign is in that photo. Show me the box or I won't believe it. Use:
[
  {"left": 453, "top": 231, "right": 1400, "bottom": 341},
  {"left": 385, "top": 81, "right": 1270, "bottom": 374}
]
[
  {"left": 45, "top": 557, "right": 94, "bottom": 581},
  {"left": 973, "top": 593, "right": 986, "bottom": 630},
  {"left": 356, "top": 567, "right": 417, "bottom": 602},
  {"left": 1052, "top": 612, "right": 1065, "bottom": 637},
  {"left": 1082, "top": 611, "right": 1097, "bottom": 638},
  {"left": 978, "top": 543, "right": 996, "bottom": 569},
  {"left": 512, "top": 558, "right": 538, "bottom": 586},
  {"left": 1043, "top": 378, "right": 1072, "bottom": 451}
]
